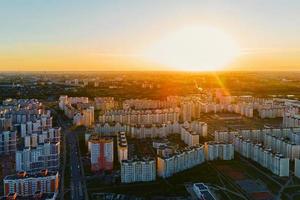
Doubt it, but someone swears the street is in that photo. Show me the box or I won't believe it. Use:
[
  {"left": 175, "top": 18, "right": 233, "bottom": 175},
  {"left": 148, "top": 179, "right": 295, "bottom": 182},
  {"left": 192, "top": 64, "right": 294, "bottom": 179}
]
[
  {"left": 52, "top": 107, "right": 88, "bottom": 200},
  {"left": 69, "top": 134, "right": 84, "bottom": 200}
]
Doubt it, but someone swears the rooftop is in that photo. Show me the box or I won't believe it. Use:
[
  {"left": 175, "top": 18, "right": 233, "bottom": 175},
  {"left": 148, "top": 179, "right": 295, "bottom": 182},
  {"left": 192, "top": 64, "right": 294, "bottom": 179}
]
[{"left": 4, "top": 170, "right": 58, "bottom": 180}]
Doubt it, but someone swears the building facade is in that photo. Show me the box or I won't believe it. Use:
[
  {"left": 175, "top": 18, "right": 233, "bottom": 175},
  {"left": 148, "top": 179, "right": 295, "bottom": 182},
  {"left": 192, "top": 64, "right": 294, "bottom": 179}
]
[
  {"left": 3, "top": 170, "right": 59, "bottom": 196},
  {"left": 89, "top": 135, "right": 114, "bottom": 171}
]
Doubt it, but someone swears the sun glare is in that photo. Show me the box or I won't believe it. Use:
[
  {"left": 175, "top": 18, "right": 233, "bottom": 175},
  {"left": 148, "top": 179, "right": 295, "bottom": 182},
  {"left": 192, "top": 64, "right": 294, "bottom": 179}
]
[{"left": 143, "top": 26, "right": 239, "bottom": 71}]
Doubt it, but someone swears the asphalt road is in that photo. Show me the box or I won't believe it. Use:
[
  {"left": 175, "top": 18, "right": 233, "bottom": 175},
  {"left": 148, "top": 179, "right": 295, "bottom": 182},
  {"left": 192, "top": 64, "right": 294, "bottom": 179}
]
[
  {"left": 69, "top": 134, "right": 85, "bottom": 200},
  {"left": 52, "top": 107, "right": 87, "bottom": 200}
]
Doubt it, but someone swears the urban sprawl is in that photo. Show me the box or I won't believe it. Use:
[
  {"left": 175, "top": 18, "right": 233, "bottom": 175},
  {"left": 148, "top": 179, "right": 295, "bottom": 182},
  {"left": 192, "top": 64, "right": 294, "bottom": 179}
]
[{"left": 1, "top": 85, "right": 300, "bottom": 199}]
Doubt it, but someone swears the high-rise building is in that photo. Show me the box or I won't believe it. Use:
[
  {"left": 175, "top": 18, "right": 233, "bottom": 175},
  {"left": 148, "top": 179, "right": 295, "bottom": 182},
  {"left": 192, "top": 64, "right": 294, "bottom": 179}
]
[
  {"left": 204, "top": 142, "right": 234, "bottom": 161},
  {"left": 180, "top": 127, "right": 199, "bottom": 147},
  {"left": 181, "top": 102, "right": 192, "bottom": 122},
  {"left": 117, "top": 132, "right": 128, "bottom": 163},
  {"left": 121, "top": 158, "right": 156, "bottom": 183},
  {"left": 3, "top": 170, "right": 59, "bottom": 196},
  {"left": 157, "top": 145, "right": 205, "bottom": 178},
  {"left": 0, "top": 131, "right": 17, "bottom": 155},
  {"left": 234, "top": 136, "right": 290, "bottom": 177},
  {"left": 89, "top": 135, "right": 114, "bottom": 171},
  {"left": 295, "top": 159, "right": 300, "bottom": 178},
  {"left": 16, "top": 141, "right": 60, "bottom": 172}
]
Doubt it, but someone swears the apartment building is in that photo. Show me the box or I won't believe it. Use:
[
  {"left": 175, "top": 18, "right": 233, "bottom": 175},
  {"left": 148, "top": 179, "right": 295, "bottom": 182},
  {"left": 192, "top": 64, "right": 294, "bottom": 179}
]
[
  {"left": 3, "top": 170, "right": 59, "bottom": 196},
  {"left": 16, "top": 141, "right": 60, "bottom": 172},
  {"left": 89, "top": 135, "right": 114, "bottom": 171},
  {"left": 180, "top": 127, "right": 199, "bottom": 147},
  {"left": 117, "top": 132, "right": 128, "bottom": 163},
  {"left": 204, "top": 142, "right": 234, "bottom": 161},
  {"left": 157, "top": 145, "right": 205, "bottom": 178},
  {"left": 121, "top": 158, "right": 156, "bottom": 183},
  {"left": 99, "top": 108, "right": 180, "bottom": 124},
  {"left": 0, "top": 131, "right": 17, "bottom": 155},
  {"left": 215, "top": 128, "right": 300, "bottom": 160},
  {"left": 234, "top": 136, "right": 289, "bottom": 177}
]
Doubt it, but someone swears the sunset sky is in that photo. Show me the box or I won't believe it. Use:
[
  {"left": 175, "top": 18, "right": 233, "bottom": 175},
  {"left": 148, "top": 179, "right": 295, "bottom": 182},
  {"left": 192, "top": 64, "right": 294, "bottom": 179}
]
[{"left": 1, "top": 0, "right": 300, "bottom": 71}]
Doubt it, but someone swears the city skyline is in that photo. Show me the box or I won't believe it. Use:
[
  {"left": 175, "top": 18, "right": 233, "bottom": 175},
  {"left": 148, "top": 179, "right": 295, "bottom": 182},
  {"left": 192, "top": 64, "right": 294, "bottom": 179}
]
[{"left": 1, "top": 0, "right": 300, "bottom": 71}]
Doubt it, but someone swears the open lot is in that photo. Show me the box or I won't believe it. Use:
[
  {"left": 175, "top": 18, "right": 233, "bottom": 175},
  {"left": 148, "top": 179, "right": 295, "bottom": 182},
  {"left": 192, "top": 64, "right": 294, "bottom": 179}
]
[{"left": 86, "top": 156, "right": 284, "bottom": 199}]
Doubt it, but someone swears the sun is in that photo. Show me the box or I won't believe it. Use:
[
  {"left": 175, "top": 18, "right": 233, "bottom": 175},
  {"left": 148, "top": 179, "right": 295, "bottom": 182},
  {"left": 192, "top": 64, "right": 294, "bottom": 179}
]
[{"left": 143, "top": 25, "right": 240, "bottom": 71}]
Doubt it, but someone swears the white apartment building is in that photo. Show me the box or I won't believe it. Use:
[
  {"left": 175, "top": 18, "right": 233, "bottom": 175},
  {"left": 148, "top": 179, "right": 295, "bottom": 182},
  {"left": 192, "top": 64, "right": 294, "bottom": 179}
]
[
  {"left": 121, "top": 158, "right": 156, "bottom": 183},
  {"left": 180, "top": 127, "right": 199, "bottom": 147},
  {"left": 283, "top": 114, "right": 300, "bottom": 128},
  {"left": 234, "top": 136, "right": 289, "bottom": 177},
  {"left": 214, "top": 131, "right": 238, "bottom": 143},
  {"left": 16, "top": 141, "right": 60, "bottom": 172},
  {"left": 157, "top": 145, "right": 205, "bottom": 178},
  {"left": 123, "top": 99, "right": 177, "bottom": 110},
  {"left": 204, "top": 142, "right": 234, "bottom": 161},
  {"left": 23, "top": 127, "right": 61, "bottom": 148},
  {"left": 19, "top": 117, "right": 53, "bottom": 137},
  {"left": 94, "top": 120, "right": 207, "bottom": 139},
  {"left": 99, "top": 108, "right": 180, "bottom": 124},
  {"left": 180, "top": 122, "right": 207, "bottom": 145},
  {"left": 73, "top": 106, "right": 94, "bottom": 127},
  {"left": 95, "top": 122, "right": 127, "bottom": 136},
  {"left": 282, "top": 101, "right": 300, "bottom": 127},
  {"left": 215, "top": 128, "right": 300, "bottom": 160},
  {"left": 200, "top": 102, "right": 253, "bottom": 118},
  {"left": 189, "top": 121, "right": 208, "bottom": 137},
  {"left": 258, "top": 106, "right": 285, "bottom": 119},
  {"left": 59, "top": 96, "right": 94, "bottom": 127},
  {"left": 130, "top": 122, "right": 181, "bottom": 139},
  {"left": 181, "top": 102, "right": 193, "bottom": 122}
]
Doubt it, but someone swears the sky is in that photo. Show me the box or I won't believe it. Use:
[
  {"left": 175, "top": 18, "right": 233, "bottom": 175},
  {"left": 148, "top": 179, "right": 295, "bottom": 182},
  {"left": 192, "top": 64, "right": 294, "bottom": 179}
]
[{"left": 1, "top": 0, "right": 300, "bottom": 71}]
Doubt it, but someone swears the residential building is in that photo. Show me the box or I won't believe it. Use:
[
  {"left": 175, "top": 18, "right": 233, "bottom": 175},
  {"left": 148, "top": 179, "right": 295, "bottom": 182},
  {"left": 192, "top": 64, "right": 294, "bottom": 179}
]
[
  {"left": 234, "top": 136, "right": 289, "bottom": 177},
  {"left": 3, "top": 170, "right": 59, "bottom": 196},
  {"left": 0, "top": 131, "right": 17, "bottom": 155},
  {"left": 16, "top": 141, "right": 60, "bottom": 172},
  {"left": 157, "top": 145, "right": 205, "bottom": 178},
  {"left": 89, "top": 135, "right": 113, "bottom": 171},
  {"left": 204, "top": 142, "right": 234, "bottom": 161},
  {"left": 121, "top": 158, "right": 156, "bottom": 183},
  {"left": 117, "top": 132, "right": 128, "bottom": 163}
]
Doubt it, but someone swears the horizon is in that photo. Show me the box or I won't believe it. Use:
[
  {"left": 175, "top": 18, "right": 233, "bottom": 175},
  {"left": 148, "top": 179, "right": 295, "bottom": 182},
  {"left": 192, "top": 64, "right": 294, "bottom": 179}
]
[{"left": 1, "top": 69, "right": 300, "bottom": 73}]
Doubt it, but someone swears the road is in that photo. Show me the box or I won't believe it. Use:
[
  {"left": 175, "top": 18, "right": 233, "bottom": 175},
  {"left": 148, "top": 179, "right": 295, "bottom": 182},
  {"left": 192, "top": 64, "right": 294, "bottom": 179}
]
[
  {"left": 51, "top": 106, "right": 88, "bottom": 200},
  {"left": 69, "top": 133, "right": 85, "bottom": 200}
]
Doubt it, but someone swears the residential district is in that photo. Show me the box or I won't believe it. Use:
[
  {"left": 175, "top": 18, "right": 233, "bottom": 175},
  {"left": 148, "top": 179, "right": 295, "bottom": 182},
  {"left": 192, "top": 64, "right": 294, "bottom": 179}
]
[{"left": 1, "top": 73, "right": 300, "bottom": 200}]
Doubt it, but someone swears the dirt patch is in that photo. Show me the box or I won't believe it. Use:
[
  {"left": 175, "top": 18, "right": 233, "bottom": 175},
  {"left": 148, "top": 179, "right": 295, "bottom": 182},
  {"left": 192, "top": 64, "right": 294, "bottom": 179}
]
[{"left": 216, "top": 165, "right": 246, "bottom": 180}]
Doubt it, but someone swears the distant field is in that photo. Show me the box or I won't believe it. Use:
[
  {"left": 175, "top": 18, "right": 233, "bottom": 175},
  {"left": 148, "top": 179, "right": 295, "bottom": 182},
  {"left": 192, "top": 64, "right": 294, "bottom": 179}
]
[{"left": 2, "top": 71, "right": 300, "bottom": 100}]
